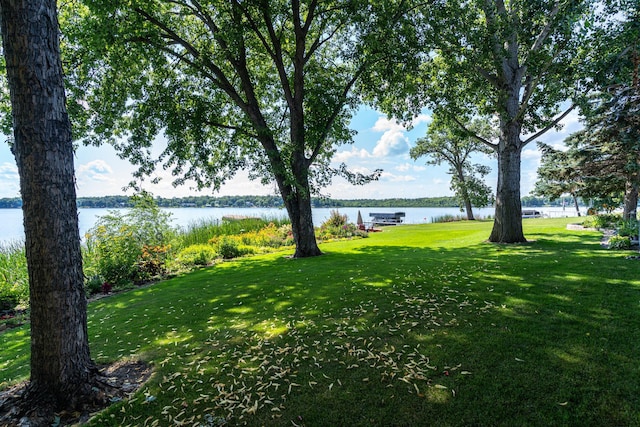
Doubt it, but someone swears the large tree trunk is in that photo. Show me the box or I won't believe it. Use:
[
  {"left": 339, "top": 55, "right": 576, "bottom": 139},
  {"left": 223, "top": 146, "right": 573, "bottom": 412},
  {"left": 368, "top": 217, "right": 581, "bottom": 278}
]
[
  {"left": 489, "top": 125, "right": 526, "bottom": 243},
  {"left": 0, "top": 0, "right": 95, "bottom": 411},
  {"left": 258, "top": 131, "right": 322, "bottom": 258},
  {"left": 280, "top": 164, "right": 322, "bottom": 258},
  {"left": 284, "top": 193, "right": 322, "bottom": 258},
  {"left": 623, "top": 180, "right": 638, "bottom": 220}
]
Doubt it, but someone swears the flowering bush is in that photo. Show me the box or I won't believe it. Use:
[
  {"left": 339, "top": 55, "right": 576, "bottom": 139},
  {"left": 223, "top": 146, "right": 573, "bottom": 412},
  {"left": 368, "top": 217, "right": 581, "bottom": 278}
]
[
  {"left": 317, "top": 210, "right": 367, "bottom": 241},
  {"left": 277, "top": 224, "right": 295, "bottom": 246},
  {"left": 84, "top": 194, "right": 176, "bottom": 286},
  {"left": 135, "top": 244, "right": 171, "bottom": 283},
  {"left": 207, "top": 223, "right": 294, "bottom": 258}
]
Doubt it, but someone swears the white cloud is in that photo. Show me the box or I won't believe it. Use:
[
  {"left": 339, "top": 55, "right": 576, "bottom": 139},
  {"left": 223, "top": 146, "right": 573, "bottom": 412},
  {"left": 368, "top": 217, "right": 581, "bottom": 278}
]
[
  {"left": 0, "top": 162, "right": 19, "bottom": 197},
  {"left": 410, "top": 113, "right": 432, "bottom": 127},
  {"left": 520, "top": 169, "right": 540, "bottom": 196},
  {"left": 522, "top": 148, "right": 541, "bottom": 161},
  {"left": 379, "top": 171, "right": 416, "bottom": 182},
  {"left": 372, "top": 116, "right": 402, "bottom": 133},
  {"left": 395, "top": 163, "right": 426, "bottom": 172},
  {"left": 77, "top": 160, "right": 115, "bottom": 182},
  {"left": 333, "top": 147, "right": 372, "bottom": 163},
  {"left": 0, "top": 162, "right": 18, "bottom": 179},
  {"left": 371, "top": 117, "right": 411, "bottom": 157}
]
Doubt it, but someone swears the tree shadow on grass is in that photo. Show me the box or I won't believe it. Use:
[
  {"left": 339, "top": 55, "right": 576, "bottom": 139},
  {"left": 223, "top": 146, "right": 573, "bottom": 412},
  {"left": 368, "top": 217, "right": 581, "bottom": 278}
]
[{"left": 2, "top": 228, "right": 639, "bottom": 425}]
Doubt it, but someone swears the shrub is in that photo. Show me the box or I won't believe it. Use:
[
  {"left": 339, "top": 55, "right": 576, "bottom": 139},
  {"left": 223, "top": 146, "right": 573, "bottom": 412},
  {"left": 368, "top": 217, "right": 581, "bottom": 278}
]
[
  {"left": 0, "top": 242, "right": 28, "bottom": 310},
  {"left": 278, "top": 224, "right": 295, "bottom": 246},
  {"left": 84, "top": 194, "right": 176, "bottom": 286},
  {"left": 214, "top": 236, "right": 254, "bottom": 259},
  {"left": 101, "top": 281, "right": 113, "bottom": 294},
  {"left": 179, "top": 216, "right": 290, "bottom": 247},
  {"left": 617, "top": 220, "right": 639, "bottom": 238},
  {"left": 203, "top": 222, "right": 293, "bottom": 257},
  {"left": 135, "top": 244, "right": 171, "bottom": 283},
  {"left": 242, "top": 223, "right": 291, "bottom": 248},
  {"left": 176, "top": 244, "right": 218, "bottom": 267},
  {"left": 324, "top": 210, "right": 348, "bottom": 228},
  {"left": 85, "top": 275, "right": 103, "bottom": 296},
  {"left": 317, "top": 211, "right": 367, "bottom": 241},
  {"left": 608, "top": 235, "right": 631, "bottom": 250},
  {"left": 582, "top": 214, "right": 621, "bottom": 229}
]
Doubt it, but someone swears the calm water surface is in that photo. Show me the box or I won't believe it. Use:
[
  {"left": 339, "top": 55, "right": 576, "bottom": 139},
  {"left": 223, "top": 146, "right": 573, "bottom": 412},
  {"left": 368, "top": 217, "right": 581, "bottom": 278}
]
[{"left": 0, "top": 206, "right": 582, "bottom": 244}]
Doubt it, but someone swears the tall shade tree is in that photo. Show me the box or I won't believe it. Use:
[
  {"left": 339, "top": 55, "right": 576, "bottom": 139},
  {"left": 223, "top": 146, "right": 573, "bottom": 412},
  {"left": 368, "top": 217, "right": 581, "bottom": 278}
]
[
  {"left": 62, "top": 0, "right": 418, "bottom": 258},
  {"left": 367, "top": 0, "right": 597, "bottom": 242},
  {"left": 410, "top": 116, "right": 495, "bottom": 220},
  {"left": 0, "top": 0, "right": 96, "bottom": 419}
]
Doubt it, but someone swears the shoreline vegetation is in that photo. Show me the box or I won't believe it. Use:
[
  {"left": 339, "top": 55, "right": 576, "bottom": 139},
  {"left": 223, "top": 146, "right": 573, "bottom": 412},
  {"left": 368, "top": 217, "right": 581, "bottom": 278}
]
[
  {"left": 0, "top": 194, "right": 570, "bottom": 209},
  {"left": 1, "top": 207, "right": 369, "bottom": 314}
]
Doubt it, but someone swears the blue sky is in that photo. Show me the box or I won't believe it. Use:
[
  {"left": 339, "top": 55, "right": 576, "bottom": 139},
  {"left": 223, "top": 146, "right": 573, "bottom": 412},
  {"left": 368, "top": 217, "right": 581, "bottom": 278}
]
[{"left": 0, "top": 106, "right": 582, "bottom": 200}]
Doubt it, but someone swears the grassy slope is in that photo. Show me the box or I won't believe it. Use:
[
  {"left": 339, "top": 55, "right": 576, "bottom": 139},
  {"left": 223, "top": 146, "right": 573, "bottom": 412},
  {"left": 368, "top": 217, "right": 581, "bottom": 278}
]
[{"left": 1, "top": 218, "right": 639, "bottom": 426}]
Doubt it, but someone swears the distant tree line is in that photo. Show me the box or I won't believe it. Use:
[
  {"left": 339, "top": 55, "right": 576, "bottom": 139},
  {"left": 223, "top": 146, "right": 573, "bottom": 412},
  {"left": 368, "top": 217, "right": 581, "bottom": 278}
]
[{"left": 0, "top": 195, "right": 575, "bottom": 209}]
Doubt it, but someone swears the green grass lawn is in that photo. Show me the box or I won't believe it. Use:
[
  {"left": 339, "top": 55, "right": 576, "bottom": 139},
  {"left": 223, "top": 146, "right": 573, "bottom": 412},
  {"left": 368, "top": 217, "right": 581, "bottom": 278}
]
[{"left": 2, "top": 218, "right": 640, "bottom": 426}]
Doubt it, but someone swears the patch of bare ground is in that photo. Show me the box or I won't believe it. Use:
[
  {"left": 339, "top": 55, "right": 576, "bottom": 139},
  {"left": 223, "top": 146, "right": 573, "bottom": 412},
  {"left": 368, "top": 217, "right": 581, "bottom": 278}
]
[{"left": 0, "top": 360, "right": 152, "bottom": 427}]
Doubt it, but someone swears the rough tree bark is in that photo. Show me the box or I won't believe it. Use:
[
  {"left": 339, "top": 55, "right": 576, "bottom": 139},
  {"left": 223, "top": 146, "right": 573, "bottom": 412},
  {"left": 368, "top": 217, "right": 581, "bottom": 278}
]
[
  {"left": 489, "top": 123, "right": 525, "bottom": 243},
  {"left": 0, "top": 0, "right": 95, "bottom": 414}
]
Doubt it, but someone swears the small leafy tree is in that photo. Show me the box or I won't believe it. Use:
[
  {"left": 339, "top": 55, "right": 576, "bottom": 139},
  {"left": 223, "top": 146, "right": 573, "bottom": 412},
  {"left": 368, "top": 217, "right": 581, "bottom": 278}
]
[{"left": 410, "top": 116, "right": 494, "bottom": 220}]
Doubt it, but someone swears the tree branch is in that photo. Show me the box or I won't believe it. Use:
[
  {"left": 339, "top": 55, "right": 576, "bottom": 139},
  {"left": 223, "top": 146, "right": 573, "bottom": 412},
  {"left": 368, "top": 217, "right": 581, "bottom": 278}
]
[
  {"left": 133, "top": 7, "right": 254, "bottom": 121},
  {"left": 308, "top": 64, "right": 366, "bottom": 165},
  {"left": 528, "top": 1, "right": 562, "bottom": 55},
  {"left": 451, "top": 116, "right": 497, "bottom": 150},
  {"left": 256, "top": 2, "right": 295, "bottom": 108},
  {"left": 522, "top": 104, "right": 575, "bottom": 146},
  {"left": 202, "top": 119, "right": 259, "bottom": 139},
  {"left": 475, "top": 66, "right": 501, "bottom": 89}
]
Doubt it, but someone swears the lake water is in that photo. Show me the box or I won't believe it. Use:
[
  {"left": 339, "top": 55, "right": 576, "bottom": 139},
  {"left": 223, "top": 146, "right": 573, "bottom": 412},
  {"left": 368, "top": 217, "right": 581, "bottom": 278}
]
[{"left": 0, "top": 205, "right": 584, "bottom": 244}]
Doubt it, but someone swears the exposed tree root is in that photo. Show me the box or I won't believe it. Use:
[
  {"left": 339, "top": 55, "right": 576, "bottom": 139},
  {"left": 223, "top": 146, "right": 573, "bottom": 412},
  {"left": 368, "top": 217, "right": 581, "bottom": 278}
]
[{"left": 0, "top": 360, "right": 152, "bottom": 426}]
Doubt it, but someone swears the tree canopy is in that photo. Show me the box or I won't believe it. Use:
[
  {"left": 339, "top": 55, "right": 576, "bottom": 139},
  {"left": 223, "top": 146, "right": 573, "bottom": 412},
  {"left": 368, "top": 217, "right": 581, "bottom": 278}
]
[
  {"left": 366, "top": 0, "right": 599, "bottom": 242},
  {"left": 62, "top": 0, "right": 419, "bottom": 257},
  {"left": 537, "top": 1, "right": 640, "bottom": 218}
]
